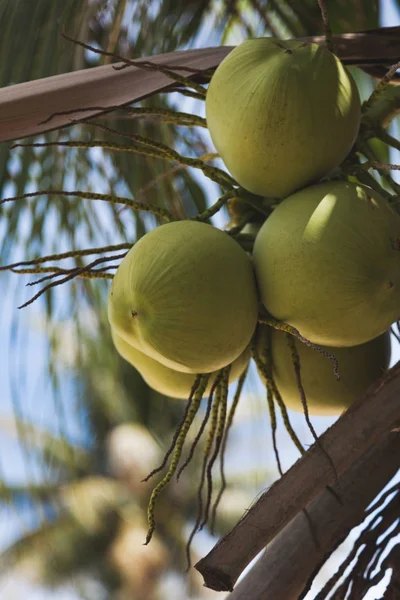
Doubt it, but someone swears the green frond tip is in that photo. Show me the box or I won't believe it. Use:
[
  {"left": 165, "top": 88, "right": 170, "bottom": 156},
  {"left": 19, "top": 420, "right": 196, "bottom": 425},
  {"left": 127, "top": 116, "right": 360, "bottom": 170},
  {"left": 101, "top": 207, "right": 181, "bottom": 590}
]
[
  {"left": 259, "top": 314, "right": 339, "bottom": 380},
  {"left": 0, "top": 188, "right": 174, "bottom": 222},
  {"left": 145, "top": 373, "right": 210, "bottom": 545}
]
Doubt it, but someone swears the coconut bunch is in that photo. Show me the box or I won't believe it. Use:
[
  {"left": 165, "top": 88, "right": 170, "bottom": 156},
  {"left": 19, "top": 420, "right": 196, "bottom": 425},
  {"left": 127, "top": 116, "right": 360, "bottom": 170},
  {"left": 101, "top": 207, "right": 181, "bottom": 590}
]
[
  {"left": 103, "top": 36, "right": 400, "bottom": 549},
  {"left": 108, "top": 37, "right": 396, "bottom": 419}
]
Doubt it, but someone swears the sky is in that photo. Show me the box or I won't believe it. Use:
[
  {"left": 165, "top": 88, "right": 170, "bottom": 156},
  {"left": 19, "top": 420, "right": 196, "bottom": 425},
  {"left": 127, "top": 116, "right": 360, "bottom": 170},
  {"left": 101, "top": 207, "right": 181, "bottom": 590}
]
[{"left": 1, "top": 0, "right": 400, "bottom": 598}]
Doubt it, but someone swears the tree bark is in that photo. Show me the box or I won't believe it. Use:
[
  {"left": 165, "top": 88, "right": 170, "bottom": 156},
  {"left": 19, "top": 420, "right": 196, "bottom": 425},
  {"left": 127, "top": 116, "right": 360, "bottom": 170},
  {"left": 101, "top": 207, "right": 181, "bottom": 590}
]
[
  {"left": 225, "top": 431, "right": 400, "bottom": 600},
  {"left": 195, "top": 363, "right": 400, "bottom": 592}
]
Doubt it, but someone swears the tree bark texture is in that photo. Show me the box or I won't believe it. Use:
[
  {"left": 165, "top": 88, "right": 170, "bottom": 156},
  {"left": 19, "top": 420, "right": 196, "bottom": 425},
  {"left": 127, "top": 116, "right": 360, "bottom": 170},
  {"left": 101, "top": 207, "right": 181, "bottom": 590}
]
[
  {"left": 195, "top": 363, "right": 400, "bottom": 592},
  {"left": 226, "top": 431, "right": 400, "bottom": 600}
]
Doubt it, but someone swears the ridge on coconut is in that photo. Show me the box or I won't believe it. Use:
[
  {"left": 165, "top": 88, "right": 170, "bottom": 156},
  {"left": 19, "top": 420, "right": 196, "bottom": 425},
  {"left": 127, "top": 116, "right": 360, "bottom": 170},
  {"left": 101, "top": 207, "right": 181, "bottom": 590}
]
[
  {"left": 257, "top": 326, "right": 391, "bottom": 416},
  {"left": 206, "top": 37, "right": 360, "bottom": 198},
  {"left": 108, "top": 220, "right": 258, "bottom": 374},
  {"left": 111, "top": 329, "right": 250, "bottom": 399},
  {"left": 253, "top": 181, "right": 400, "bottom": 347}
]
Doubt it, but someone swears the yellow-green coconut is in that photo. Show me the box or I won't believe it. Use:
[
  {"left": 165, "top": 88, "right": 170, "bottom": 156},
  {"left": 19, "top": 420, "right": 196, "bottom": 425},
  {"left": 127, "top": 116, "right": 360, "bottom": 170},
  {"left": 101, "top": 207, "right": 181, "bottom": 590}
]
[
  {"left": 257, "top": 327, "right": 391, "bottom": 416},
  {"left": 108, "top": 220, "right": 258, "bottom": 373},
  {"left": 111, "top": 330, "right": 250, "bottom": 399},
  {"left": 253, "top": 181, "right": 400, "bottom": 347},
  {"left": 206, "top": 38, "right": 360, "bottom": 198}
]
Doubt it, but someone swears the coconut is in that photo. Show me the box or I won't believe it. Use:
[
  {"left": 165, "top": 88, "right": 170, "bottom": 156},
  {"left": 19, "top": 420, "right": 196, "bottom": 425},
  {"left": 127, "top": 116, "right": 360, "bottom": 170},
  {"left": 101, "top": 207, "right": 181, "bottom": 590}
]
[
  {"left": 206, "top": 38, "right": 360, "bottom": 198},
  {"left": 108, "top": 220, "right": 258, "bottom": 373},
  {"left": 111, "top": 329, "right": 250, "bottom": 399},
  {"left": 257, "top": 327, "right": 391, "bottom": 416},
  {"left": 253, "top": 181, "right": 400, "bottom": 347}
]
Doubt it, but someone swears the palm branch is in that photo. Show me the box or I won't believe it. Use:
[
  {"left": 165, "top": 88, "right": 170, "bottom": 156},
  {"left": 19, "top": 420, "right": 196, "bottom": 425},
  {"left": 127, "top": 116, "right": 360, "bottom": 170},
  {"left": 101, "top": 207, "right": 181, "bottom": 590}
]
[{"left": 1, "top": 1, "right": 400, "bottom": 598}]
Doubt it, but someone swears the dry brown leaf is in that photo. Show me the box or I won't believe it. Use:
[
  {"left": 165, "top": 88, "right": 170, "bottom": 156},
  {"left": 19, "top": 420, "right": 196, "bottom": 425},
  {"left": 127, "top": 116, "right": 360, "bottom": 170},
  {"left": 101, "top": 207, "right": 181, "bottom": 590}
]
[
  {"left": 1, "top": 27, "right": 400, "bottom": 143},
  {"left": 0, "top": 46, "right": 232, "bottom": 143}
]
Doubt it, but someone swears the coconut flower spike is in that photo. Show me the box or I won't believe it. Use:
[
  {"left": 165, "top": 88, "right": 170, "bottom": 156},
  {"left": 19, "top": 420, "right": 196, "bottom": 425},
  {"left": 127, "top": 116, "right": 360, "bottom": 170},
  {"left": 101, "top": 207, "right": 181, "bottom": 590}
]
[{"left": 145, "top": 373, "right": 210, "bottom": 545}]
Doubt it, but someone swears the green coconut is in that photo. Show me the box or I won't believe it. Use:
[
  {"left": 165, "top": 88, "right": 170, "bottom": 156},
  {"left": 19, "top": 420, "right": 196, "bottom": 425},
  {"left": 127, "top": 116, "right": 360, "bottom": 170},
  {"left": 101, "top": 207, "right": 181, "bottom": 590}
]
[
  {"left": 108, "top": 220, "right": 258, "bottom": 373},
  {"left": 111, "top": 329, "right": 250, "bottom": 399},
  {"left": 257, "top": 327, "right": 391, "bottom": 416},
  {"left": 253, "top": 181, "right": 400, "bottom": 347},
  {"left": 206, "top": 38, "right": 360, "bottom": 198}
]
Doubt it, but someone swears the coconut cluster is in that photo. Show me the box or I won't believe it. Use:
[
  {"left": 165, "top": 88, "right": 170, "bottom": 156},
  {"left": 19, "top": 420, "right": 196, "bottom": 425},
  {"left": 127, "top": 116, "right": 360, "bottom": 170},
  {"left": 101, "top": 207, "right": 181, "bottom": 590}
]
[{"left": 108, "top": 37, "right": 396, "bottom": 416}]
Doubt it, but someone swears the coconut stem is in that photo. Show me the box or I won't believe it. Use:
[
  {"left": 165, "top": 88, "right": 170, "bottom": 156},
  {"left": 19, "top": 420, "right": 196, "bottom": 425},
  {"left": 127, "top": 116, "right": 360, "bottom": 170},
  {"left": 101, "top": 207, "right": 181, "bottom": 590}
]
[
  {"left": 12, "top": 265, "right": 114, "bottom": 282},
  {"left": 41, "top": 105, "right": 207, "bottom": 128},
  {"left": 259, "top": 315, "right": 339, "bottom": 381},
  {"left": 0, "top": 243, "right": 132, "bottom": 273},
  {"left": 186, "top": 375, "right": 225, "bottom": 568},
  {"left": 355, "top": 138, "right": 400, "bottom": 195},
  {"left": 286, "top": 333, "right": 341, "bottom": 493},
  {"left": 251, "top": 333, "right": 304, "bottom": 460},
  {"left": 0, "top": 188, "right": 175, "bottom": 222},
  {"left": 210, "top": 366, "right": 248, "bottom": 533},
  {"left": 62, "top": 31, "right": 207, "bottom": 97},
  {"left": 145, "top": 373, "right": 210, "bottom": 545},
  {"left": 176, "top": 371, "right": 223, "bottom": 480},
  {"left": 142, "top": 375, "right": 203, "bottom": 483},
  {"left": 316, "top": 0, "right": 333, "bottom": 53},
  {"left": 192, "top": 190, "right": 237, "bottom": 222},
  {"left": 11, "top": 139, "right": 235, "bottom": 189},
  {"left": 105, "top": 106, "right": 207, "bottom": 128},
  {"left": 16, "top": 253, "right": 127, "bottom": 310},
  {"left": 252, "top": 328, "right": 283, "bottom": 474},
  {"left": 363, "top": 60, "right": 400, "bottom": 114},
  {"left": 362, "top": 85, "right": 400, "bottom": 129},
  {"left": 201, "top": 367, "right": 230, "bottom": 530}
]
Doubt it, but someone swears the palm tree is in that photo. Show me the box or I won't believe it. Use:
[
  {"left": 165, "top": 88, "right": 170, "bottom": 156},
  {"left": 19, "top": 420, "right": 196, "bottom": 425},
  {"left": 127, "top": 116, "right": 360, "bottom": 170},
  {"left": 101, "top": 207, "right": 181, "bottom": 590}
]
[
  {"left": 0, "top": 311, "right": 268, "bottom": 599},
  {"left": 0, "top": 0, "right": 399, "bottom": 598}
]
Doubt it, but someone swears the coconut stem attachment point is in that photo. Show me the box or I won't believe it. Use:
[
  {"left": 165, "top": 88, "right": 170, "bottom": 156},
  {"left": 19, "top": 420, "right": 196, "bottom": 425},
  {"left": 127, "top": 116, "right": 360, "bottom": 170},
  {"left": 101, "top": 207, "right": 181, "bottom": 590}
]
[
  {"left": 317, "top": 0, "right": 334, "bottom": 52},
  {"left": 192, "top": 190, "right": 237, "bottom": 222},
  {"left": 363, "top": 60, "right": 400, "bottom": 113},
  {"left": 259, "top": 315, "right": 340, "bottom": 380}
]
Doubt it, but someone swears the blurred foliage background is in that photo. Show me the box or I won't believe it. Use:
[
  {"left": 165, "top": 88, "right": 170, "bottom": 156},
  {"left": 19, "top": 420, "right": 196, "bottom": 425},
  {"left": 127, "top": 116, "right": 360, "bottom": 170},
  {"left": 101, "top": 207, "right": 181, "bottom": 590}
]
[{"left": 0, "top": 0, "right": 397, "bottom": 598}]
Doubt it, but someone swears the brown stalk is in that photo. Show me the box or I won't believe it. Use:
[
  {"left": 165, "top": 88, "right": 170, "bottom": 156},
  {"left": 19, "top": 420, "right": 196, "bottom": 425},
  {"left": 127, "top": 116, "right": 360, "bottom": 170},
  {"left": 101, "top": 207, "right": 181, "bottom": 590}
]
[
  {"left": 1, "top": 27, "right": 400, "bottom": 143},
  {"left": 195, "top": 362, "right": 400, "bottom": 592},
  {"left": 226, "top": 431, "right": 400, "bottom": 599}
]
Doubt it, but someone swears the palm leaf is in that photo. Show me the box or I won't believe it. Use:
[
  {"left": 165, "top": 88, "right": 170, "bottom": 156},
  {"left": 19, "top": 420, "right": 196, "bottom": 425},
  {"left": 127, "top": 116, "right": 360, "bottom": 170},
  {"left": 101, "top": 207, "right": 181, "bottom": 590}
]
[
  {"left": 0, "top": 417, "right": 93, "bottom": 477},
  {"left": 0, "top": 513, "right": 120, "bottom": 587}
]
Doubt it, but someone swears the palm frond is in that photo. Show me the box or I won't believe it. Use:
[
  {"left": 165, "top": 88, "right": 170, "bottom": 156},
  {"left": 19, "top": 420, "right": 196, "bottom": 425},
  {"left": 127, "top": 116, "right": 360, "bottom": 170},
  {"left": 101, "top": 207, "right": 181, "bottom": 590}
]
[{"left": 0, "top": 417, "right": 93, "bottom": 477}]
